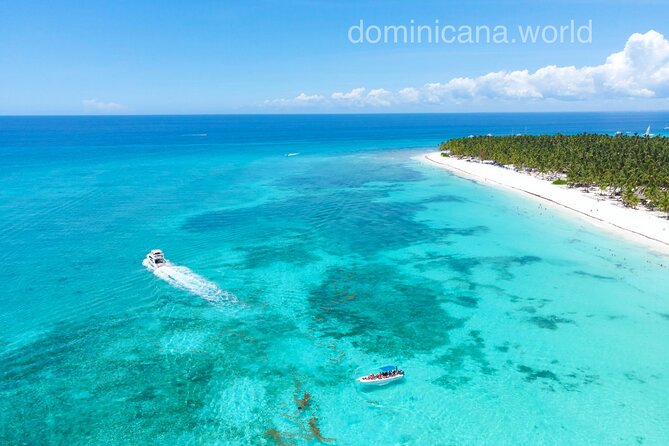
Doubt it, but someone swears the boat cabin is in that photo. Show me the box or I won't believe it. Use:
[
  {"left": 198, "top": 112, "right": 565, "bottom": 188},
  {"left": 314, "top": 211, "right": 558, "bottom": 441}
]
[{"left": 148, "top": 249, "right": 165, "bottom": 266}]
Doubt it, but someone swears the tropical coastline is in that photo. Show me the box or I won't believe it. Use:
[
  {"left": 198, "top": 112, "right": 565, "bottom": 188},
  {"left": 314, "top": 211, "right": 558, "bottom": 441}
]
[
  {"left": 3, "top": 115, "right": 669, "bottom": 444},
  {"left": 6, "top": 0, "right": 669, "bottom": 442},
  {"left": 422, "top": 151, "right": 669, "bottom": 255}
]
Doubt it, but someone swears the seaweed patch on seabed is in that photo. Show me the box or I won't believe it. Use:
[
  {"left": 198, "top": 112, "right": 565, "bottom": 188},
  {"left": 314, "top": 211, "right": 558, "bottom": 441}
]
[
  {"left": 572, "top": 270, "right": 617, "bottom": 281},
  {"left": 181, "top": 190, "right": 446, "bottom": 257},
  {"left": 490, "top": 255, "right": 542, "bottom": 280},
  {"left": 443, "top": 293, "right": 479, "bottom": 308},
  {"left": 515, "top": 364, "right": 599, "bottom": 392},
  {"left": 264, "top": 376, "right": 335, "bottom": 445},
  {"left": 0, "top": 306, "right": 301, "bottom": 444},
  {"left": 418, "top": 194, "right": 469, "bottom": 204},
  {"left": 233, "top": 238, "right": 322, "bottom": 269},
  {"left": 272, "top": 157, "right": 424, "bottom": 191},
  {"left": 412, "top": 252, "right": 482, "bottom": 275},
  {"left": 412, "top": 252, "right": 541, "bottom": 280},
  {"left": 432, "top": 330, "right": 496, "bottom": 389},
  {"left": 528, "top": 315, "right": 575, "bottom": 330},
  {"left": 624, "top": 371, "right": 647, "bottom": 384},
  {"left": 307, "top": 263, "right": 464, "bottom": 357}
]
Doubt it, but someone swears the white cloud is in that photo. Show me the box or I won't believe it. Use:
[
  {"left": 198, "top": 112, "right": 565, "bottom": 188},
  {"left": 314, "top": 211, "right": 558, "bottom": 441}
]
[
  {"left": 294, "top": 93, "right": 325, "bottom": 104},
  {"left": 365, "top": 88, "right": 393, "bottom": 106},
  {"left": 397, "top": 87, "right": 421, "bottom": 103},
  {"left": 264, "top": 92, "right": 325, "bottom": 107},
  {"left": 265, "top": 30, "right": 669, "bottom": 108},
  {"left": 331, "top": 87, "right": 367, "bottom": 103},
  {"left": 82, "top": 99, "right": 126, "bottom": 113},
  {"left": 418, "top": 30, "right": 669, "bottom": 103}
]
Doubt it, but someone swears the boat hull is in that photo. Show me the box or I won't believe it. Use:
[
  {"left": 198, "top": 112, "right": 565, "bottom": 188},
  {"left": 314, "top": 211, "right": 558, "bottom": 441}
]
[{"left": 356, "top": 375, "right": 404, "bottom": 386}]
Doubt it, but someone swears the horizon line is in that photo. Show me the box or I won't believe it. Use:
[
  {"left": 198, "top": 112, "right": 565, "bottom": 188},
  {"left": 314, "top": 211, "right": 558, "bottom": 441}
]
[{"left": 2, "top": 109, "right": 669, "bottom": 118}]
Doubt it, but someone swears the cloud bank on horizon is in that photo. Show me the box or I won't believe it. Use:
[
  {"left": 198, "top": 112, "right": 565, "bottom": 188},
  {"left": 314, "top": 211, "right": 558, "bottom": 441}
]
[
  {"left": 82, "top": 99, "right": 127, "bottom": 113},
  {"left": 266, "top": 30, "right": 669, "bottom": 109}
]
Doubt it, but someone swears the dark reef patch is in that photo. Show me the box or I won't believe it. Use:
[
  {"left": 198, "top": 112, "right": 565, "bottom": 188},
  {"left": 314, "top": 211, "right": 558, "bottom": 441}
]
[
  {"left": 432, "top": 330, "right": 496, "bottom": 389},
  {"left": 516, "top": 364, "right": 599, "bottom": 391},
  {"left": 624, "top": 372, "right": 647, "bottom": 384},
  {"left": 518, "top": 306, "right": 537, "bottom": 314},
  {"left": 0, "top": 305, "right": 303, "bottom": 445},
  {"left": 573, "top": 270, "right": 616, "bottom": 281},
  {"left": 517, "top": 365, "right": 560, "bottom": 382},
  {"left": 528, "top": 315, "right": 575, "bottom": 330},
  {"left": 182, "top": 189, "right": 461, "bottom": 257},
  {"left": 233, "top": 237, "right": 321, "bottom": 269},
  {"left": 419, "top": 194, "right": 469, "bottom": 204},
  {"left": 413, "top": 252, "right": 541, "bottom": 279},
  {"left": 443, "top": 294, "right": 479, "bottom": 308},
  {"left": 182, "top": 157, "right": 490, "bottom": 259},
  {"left": 413, "top": 252, "right": 481, "bottom": 275},
  {"left": 273, "top": 156, "right": 425, "bottom": 191},
  {"left": 308, "top": 263, "right": 464, "bottom": 356},
  {"left": 264, "top": 376, "right": 335, "bottom": 445}
]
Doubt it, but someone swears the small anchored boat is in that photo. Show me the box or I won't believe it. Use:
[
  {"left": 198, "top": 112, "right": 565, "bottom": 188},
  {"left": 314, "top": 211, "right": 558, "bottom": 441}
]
[
  {"left": 357, "top": 365, "right": 405, "bottom": 386},
  {"left": 143, "top": 249, "right": 168, "bottom": 271}
]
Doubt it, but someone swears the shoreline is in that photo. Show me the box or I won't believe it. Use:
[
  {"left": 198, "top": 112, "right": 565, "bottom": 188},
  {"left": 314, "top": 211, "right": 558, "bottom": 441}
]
[{"left": 420, "top": 151, "right": 669, "bottom": 256}]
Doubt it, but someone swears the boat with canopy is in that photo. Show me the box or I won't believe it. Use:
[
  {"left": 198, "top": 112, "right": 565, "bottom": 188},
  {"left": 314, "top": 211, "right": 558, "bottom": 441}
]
[{"left": 356, "top": 365, "right": 405, "bottom": 386}]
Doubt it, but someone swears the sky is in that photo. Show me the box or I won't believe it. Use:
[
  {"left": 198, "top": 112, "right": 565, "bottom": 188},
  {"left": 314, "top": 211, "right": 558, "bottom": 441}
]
[{"left": 1, "top": 0, "right": 669, "bottom": 114}]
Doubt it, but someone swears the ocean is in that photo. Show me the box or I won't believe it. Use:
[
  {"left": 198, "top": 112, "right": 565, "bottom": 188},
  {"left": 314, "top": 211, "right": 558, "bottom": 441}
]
[{"left": 1, "top": 113, "right": 668, "bottom": 445}]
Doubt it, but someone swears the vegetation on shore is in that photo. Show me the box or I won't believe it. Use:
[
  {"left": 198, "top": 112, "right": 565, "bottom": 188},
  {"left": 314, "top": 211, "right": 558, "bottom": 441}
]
[{"left": 440, "top": 134, "right": 669, "bottom": 215}]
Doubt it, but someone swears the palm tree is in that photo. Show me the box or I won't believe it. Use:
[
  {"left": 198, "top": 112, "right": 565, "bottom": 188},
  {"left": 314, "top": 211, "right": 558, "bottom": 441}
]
[{"left": 440, "top": 134, "right": 669, "bottom": 214}]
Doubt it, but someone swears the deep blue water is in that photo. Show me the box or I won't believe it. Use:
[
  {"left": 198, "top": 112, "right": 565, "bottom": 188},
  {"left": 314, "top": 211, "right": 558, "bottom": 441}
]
[{"left": 1, "top": 113, "right": 668, "bottom": 445}]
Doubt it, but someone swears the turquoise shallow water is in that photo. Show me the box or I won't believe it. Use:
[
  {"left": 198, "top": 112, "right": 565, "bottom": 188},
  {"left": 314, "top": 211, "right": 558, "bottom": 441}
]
[{"left": 1, "top": 114, "right": 669, "bottom": 445}]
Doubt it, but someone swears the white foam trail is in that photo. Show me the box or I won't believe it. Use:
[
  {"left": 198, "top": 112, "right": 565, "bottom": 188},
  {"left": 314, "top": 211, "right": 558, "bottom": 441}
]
[{"left": 149, "top": 262, "right": 237, "bottom": 304}]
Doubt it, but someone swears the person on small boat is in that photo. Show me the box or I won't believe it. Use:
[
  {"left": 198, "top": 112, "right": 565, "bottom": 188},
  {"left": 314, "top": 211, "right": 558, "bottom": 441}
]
[{"left": 366, "top": 368, "right": 404, "bottom": 381}]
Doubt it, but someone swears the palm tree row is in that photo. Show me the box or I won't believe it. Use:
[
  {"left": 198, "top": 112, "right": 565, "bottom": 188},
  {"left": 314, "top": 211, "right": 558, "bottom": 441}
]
[{"left": 440, "top": 134, "right": 669, "bottom": 215}]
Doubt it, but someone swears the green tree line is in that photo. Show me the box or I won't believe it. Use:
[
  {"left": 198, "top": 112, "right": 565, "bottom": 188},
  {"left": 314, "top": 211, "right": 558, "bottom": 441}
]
[{"left": 440, "top": 134, "right": 669, "bottom": 215}]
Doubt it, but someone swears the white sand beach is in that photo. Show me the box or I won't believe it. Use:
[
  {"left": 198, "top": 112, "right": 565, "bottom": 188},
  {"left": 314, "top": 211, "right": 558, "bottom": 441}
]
[{"left": 421, "top": 151, "right": 669, "bottom": 256}]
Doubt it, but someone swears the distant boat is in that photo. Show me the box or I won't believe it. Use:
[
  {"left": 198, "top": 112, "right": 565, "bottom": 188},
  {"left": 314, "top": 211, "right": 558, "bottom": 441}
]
[
  {"left": 285, "top": 152, "right": 300, "bottom": 157},
  {"left": 664, "top": 125, "right": 669, "bottom": 130},
  {"left": 645, "top": 126, "right": 652, "bottom": 137},
  {"left": 615, "top": 131, "right": 623, "bottom": 136}
]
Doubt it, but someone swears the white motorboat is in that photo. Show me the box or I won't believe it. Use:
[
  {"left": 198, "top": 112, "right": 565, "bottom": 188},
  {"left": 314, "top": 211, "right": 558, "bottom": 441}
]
[
  {"left": 143, "top": 249, "right": 168, "bottom": 271},
  {"left": 357, "top": 365, "right": 405, "bottom": 386}
]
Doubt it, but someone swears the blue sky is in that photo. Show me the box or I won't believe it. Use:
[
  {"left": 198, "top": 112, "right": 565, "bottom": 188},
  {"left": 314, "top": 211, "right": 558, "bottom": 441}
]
[{"left": 1, "top": 0, "right": 669, "bottom": 114}]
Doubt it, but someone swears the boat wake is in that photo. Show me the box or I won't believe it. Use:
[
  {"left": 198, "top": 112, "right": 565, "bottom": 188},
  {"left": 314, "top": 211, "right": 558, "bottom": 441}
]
[{"left": 147, "top": 262, "right": 237, "bottom": 304}]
